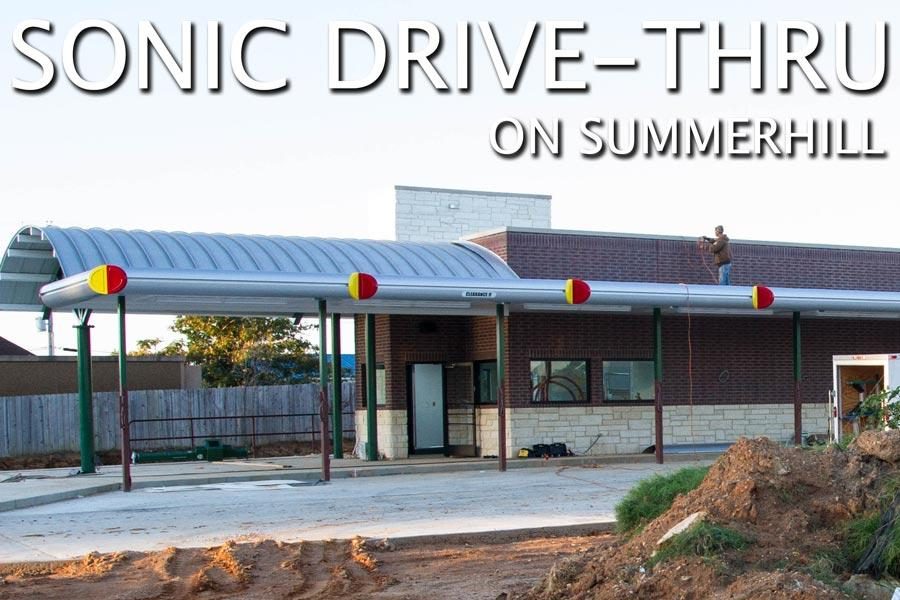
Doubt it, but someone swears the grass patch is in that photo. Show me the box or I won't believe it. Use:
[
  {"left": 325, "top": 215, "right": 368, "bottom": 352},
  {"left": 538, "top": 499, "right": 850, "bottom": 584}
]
[
  {"left": 843, "top": 509, "right": 900, "bottom": 578},
  {"left": 615, "top": 466, "right": 710, "bottom": 535},
  {"left": 801, "top": 548, "right": 848, "bottom": 589},
  {"left": 647, "top": 521, "right": 748, "bottom": 569}
]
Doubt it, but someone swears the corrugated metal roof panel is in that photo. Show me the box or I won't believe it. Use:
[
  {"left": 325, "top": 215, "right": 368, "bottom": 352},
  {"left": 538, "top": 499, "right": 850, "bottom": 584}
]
[{"left": 0, "top": 226, "right": 518, "bottom": 310}]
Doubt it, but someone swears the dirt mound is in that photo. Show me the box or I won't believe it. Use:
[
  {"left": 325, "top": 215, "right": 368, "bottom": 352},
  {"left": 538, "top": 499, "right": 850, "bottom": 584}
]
[
  {"left": 523, "top": 436, "right": 900, "bottom": 599},
  {"left": 852, "top": 430, "right": 900, "bottom": 464}
]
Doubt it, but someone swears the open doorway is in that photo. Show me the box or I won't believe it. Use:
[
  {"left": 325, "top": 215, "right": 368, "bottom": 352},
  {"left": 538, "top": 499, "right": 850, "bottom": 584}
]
[{"left": 835, "top": 364, "right": 884, "bottom": 438}]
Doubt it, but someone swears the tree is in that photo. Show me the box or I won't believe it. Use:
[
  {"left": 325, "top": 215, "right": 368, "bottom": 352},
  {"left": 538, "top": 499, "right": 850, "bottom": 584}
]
[
  {"left": 130, "top": 337, "right": 185, "bottom": 357},
  {"left": 169, "top": 316, "right": 318, "bottom": 387}
]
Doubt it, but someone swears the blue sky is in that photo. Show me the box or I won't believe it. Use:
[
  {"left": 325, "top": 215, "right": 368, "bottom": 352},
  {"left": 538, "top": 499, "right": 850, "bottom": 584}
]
[{"left": 0, "top": 1, "right": 895, "bottom": 354}]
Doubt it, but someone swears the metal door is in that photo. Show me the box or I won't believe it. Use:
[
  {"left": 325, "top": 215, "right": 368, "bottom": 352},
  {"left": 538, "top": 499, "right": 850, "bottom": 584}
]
[{"left": 411, "top": 363, "right": 445, "bottom": 451}]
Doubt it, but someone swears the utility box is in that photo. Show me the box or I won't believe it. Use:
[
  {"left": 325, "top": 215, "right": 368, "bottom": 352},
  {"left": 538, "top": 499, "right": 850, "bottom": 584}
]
[
  {"left": 830, "top": 354, "right": 900, "bottom": 443},
  {"left": 132, "top": 439, "right": 249, "bottom": 464},
  {"left": 199, "top": 439, "right": 225, "bottom": 461}
]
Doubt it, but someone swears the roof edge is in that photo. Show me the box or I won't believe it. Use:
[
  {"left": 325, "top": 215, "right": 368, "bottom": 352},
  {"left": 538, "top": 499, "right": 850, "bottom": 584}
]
[
  {"left": 463, "top": 226, "right": 900, "bottom": 254},
  {"left": 395, "top": 185, "right": 551, "bottom": 200}
]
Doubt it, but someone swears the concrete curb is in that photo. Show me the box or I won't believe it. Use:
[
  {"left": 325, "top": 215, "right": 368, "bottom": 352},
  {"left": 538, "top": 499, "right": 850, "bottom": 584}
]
[
  {"left": 0, "top": 482, "right": 120, "bottom": 512},
  {"left": 370, "top": 521, "right": 617, "bottom": 549}
]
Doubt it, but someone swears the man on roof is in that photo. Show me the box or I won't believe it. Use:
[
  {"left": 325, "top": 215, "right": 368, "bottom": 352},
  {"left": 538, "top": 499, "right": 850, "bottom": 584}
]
[{"left": 701, "top": 225, "right": 732, "bottom": 285}]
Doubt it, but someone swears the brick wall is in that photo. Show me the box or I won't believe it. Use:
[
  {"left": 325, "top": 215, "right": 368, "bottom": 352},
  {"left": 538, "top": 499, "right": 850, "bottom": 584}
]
[
  {"left": 360, "top": 311, "right": 900, "bottom": 410},
  {"left": 353, "top": 228, "right": 900, "bottom": 457},
  {"left": 472, "top": 230, "right": 900, "bottom": 290}
]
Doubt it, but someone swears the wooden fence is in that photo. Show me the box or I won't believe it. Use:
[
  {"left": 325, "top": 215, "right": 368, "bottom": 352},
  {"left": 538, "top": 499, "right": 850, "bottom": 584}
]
[{"left": 0, "top": 383, "right": 356, "bottom": 457}]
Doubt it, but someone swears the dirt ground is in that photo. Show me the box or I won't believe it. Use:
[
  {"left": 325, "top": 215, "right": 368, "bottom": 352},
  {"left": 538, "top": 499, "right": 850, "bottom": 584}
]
[
  {"left": 0, "top": 533, "right": 608, "bottom": 600},
  {"left": 7, "top": 434, "right": 900, "bottom": 598}
]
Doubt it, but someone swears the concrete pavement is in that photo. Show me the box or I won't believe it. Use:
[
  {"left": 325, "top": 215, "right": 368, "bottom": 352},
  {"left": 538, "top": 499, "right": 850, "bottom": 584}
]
[
  {"left": 0, "top": 455, "right": 714, "bottom": 563},
  {"left": 0, "top": 452, "right": 713, "bottom": 512}
]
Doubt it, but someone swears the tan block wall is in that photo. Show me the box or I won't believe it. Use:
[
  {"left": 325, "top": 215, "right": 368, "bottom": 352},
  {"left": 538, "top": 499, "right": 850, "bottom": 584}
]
[
  {"left": 354, "top": 409, "right": 408, "bottom": 459},
  {"left": 357, "top": 404, "right": 828, "bottom": 459},
  {"left": 503, "top": 404, "right": 830, "bottom": 456}
]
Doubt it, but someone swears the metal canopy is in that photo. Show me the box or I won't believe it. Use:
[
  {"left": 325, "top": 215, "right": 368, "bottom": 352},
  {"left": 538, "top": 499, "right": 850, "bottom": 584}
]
[
  {"left": 0, "top": 226, "right": 518, "bottom": 315},
  {"left": 4, "top": 225, "right": 900, "bottom": 318}
]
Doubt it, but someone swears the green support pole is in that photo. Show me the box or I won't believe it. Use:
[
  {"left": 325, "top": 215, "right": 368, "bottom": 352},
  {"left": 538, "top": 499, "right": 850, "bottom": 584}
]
[
  {"left": 653, "top": 308, "right": 664, "bottom": 464},
  {"left": 118, "top": 297, "right": 132, "bottom": 492},
  {"left": 365, "top": 314, "right": 378, "bottom": 461},
  {"left": 74, "top": 309, "right": 95, "bottom": 474},
  {"left": 496, "top": 304, "right": 507, "bottom": 472},
  {"left": 793, "top": 312, "right": 802, "bottom": 445},
  {"left": 331, "top": 313, "right": 343, "bottom": 459},
  {"left": 318, "top": 300, "right": 331, "bottom": 481}
]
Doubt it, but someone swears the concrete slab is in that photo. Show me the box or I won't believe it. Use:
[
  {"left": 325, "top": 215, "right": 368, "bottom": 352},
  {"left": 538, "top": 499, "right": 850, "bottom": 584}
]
[
  {"left": 0, "top": 452, "right": 709, "bottom": 513},
  {"left": 0, "top": 459, "right": 713, "bottom": 563}
]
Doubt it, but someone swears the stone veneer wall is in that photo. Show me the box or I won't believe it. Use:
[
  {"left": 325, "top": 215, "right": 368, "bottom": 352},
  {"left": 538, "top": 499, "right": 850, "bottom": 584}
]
[
  {"left": 395, "top": 186, "right": 550, "bottom": 243},
  {"left": 504, "top": 404, "right": 829, "bottom": 456},
  {"left": 356, "top": 404, "right": 828, "bottom": 460},
  {"left": 354, "top": 409, "right": 408, "bottom": 459}
]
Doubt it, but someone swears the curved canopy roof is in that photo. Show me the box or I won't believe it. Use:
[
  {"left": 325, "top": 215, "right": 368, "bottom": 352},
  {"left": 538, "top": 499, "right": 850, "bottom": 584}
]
[{"left": 0, "top": 226, "right": 517, "bottom": 314}]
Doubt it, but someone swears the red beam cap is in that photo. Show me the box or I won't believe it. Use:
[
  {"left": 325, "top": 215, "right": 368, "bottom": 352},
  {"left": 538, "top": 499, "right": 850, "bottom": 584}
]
[
  {"left": 565, "top": 278, "right": 591, "bottom": 305},
  {"left": 87, "top": 265, "right": 128, "bottom": 295},
  {"left": 348, "top": 272, "right": 378, "bottom": 301},
  {"left": 752, "top": 285, "right": 774, "bottom": 310}
]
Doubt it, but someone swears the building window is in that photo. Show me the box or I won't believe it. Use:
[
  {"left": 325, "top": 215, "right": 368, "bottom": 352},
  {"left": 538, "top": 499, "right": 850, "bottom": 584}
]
[
  {"left": 475, "top": 361, "right": 497, "bottom": 404},
  {"left": 530, "top": 360, "right": 589, "bottom": 403},
  {"left": 603, "top": 361, "right": 655, "bottom": 401},
  {"left": 376, "top": 365, "right": 386, "bottom": 405},
  {"left": 363, "top": 364, "right": 387, "bottom": 406}
]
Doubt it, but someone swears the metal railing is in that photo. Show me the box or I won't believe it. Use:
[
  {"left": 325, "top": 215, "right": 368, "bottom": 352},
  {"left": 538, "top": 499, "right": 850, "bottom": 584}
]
[{"left": 129, "top": 412, "right": 356, "bottom": 455}]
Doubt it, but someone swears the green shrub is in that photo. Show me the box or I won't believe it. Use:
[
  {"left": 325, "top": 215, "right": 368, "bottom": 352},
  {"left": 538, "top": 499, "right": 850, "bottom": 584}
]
[
  {"left": 845, "top": 512, "right": 900, "bottom": 578},
  {"left": 844, "top": 512, "right": 881, "bottom": 564},
  {"left": 860, "top": 386, "right": 900, "bottom": 430},
  {"left": 615, "top": 466, "right": 710, "bottom": 535},
  {"left": 647, "top": 521, "right": 748, "bottom": 569}
]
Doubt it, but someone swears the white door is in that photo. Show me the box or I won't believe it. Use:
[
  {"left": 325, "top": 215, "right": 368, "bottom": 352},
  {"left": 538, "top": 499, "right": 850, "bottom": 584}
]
[{"left": 412, "top": 364, "right": 445, "bottom": 451}]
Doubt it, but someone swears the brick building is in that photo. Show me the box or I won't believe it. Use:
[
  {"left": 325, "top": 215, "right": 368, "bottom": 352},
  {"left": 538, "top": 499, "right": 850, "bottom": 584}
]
[{"left": 355, "top": 194, "right": 900, "bottom": 459}]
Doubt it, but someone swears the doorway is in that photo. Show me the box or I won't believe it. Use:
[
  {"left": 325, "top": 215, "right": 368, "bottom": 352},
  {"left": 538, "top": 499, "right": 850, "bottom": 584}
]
[
  {"left": 408, "top": 363, "right": 447, "bottom": 454},
  {"left": 836, "top": 364, "right": 884, "bottom": 438}
]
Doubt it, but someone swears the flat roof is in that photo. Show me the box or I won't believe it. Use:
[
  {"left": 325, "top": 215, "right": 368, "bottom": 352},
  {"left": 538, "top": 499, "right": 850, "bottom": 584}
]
[
  {"left": 395, "top": 185, "right": 552, "bottom": 200},
  {"left": 464, "top": 226, "right": 900, "bottom": 254}
]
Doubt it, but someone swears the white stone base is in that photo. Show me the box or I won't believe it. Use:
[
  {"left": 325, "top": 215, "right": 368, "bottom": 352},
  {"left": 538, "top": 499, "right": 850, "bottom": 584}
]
[
  {"left": 354, "top": 409, "right": 408, "bottom": 460},
  {"left": 356, "top": 404, "right": 828, "bottom": 459},
  {"left": 504, "top": 403, "right": 829, "bottom": 456}
]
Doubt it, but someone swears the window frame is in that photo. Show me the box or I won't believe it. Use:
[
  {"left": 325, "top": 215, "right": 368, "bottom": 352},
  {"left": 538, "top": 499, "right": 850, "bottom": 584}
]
[
  {"left": 529, "top": 358, "right": 591, "bottom": 404},
  {"left": 361, "top": 363, "right": 387, "bottom": 407},
  {"left": 601, "top": 359, "right": 656, "bottom": 403},
  {"left": 474, "top": 360, "right": 498, "bottom": 405}
]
